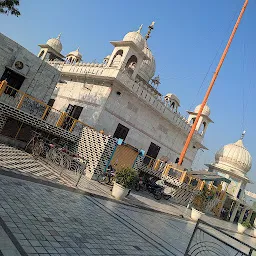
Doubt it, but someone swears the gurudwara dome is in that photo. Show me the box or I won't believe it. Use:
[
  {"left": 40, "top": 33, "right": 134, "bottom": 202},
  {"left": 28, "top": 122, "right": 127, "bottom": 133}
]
[
  {"left": 46, "top": 34, "right": 62, "bottom": 53},
  {"left": 123, "top": 24, "right": 156, "bottom": 83},
  {"left": 215, "top": 137, "right": 252, "bottom": 174},
  {"left": 138, "top": 44, "right": 156, "bottom": 82},
  {"left": 194, "top": 104, "right": 211, "bottom": 116},
  {"left": 123, "top": 25, "right": 146, "bottom": 51}
]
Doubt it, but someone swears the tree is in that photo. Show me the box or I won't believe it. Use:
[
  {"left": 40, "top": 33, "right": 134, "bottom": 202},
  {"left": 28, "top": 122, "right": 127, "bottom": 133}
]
[{"left": 0, "top": 0, "right": 20, "bottom": 16}]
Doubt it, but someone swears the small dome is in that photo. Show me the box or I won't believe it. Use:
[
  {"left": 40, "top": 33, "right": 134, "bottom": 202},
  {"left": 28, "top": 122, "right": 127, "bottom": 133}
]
[
  {"left": 123, "top": 30, "right": 146, "bottom": 51},
  {"left": 215, "top": 139, "right": 252, "bottom": 174},
  {"left": 194, "top": 104, "right": 210, "bottom": 116},
  {"left": 46, "top": 34, "right": 62, "bottom": 53},
  {"left": 165, "top": 93, "right": 180, "bottom": 106},
  {"left": 67, "top": 48, "right": 82, "bottom": 59},
  {"left": 138, "top": 44, "right": 156, "bottom": 82}
]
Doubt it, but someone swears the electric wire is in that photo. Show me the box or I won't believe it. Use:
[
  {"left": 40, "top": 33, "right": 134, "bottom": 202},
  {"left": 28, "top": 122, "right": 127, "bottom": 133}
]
[{"left": 187, "top": 0, "right": 244, "bottom": 113}]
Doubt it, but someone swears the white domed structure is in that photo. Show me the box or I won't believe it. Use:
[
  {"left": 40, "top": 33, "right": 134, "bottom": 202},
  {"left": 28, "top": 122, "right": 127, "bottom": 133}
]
[
  {"left": 194, "top": 104, "right": 211, "bottom": 116},
  {"left": 46, "top": 34, "right": 62, "bottom": 53},
  {"left": 215, "top": 138, "right": 252, "bottom": 174},
  {"left": 138, "top": 44, "right": 156, "bottom": 82},
  {"left": 66, "top": 48, "right": 82, "bottom": 63},
  {"left": 67, "top": 48, "right": 82, "bottom": 59},
  {"left": 165, "top": 93, "right": 180, "bottom": 105},
  {"left": 123, "top": 26, "right": 146, "bottom": 51},
  {"left": 164, "top": 93, "right": 180, "bottom": 112}
]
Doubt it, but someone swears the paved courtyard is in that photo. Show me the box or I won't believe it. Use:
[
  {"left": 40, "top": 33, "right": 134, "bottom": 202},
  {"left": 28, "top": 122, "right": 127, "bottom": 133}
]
[
  {"left": 0, "top": 174, "right": 255, "bottom": 256},
  {"left": 0, "top": 174, "right": 194, "bottom": 256},
  {"left": 0, "top": 144, "right": 255, "bottom": 255}
]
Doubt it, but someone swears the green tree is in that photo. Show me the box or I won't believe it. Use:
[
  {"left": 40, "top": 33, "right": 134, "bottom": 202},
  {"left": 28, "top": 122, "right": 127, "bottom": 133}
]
[{"left": 0, "top": 0, "right": 20, "bottom": 16}]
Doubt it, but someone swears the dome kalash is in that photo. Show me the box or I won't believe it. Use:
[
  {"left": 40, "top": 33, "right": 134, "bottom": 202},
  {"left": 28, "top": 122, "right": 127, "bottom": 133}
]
[
  {"left": 46, "top": 34, "right": 62, "bottom": 53},
  {"left": 215, "top": 133, "right": 252, "bottom": 176},
  {"left": 122, "top": 25, "right": 156, "bottom": 83}
]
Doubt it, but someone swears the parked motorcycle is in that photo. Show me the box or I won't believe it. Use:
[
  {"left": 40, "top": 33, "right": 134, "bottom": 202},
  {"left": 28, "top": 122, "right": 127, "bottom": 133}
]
[
  {"left": 135, "top": 177, "right": 147, "bottom": 191},
  {"left": 147, "top": 179, "right": 172, "bottom": 201}
]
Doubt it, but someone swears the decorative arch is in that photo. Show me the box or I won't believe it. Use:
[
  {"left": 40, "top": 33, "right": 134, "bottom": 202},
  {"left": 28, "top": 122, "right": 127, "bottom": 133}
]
[
  {"left": 190, "top": 117, "right": 196, "bottom": 125},
  {"left": 39, "top": 50, "right": 45, "bottom": 59},
  {"left": 199, "top": 121, "right": 207, "bottom": 135},
  {"left": 125, "top": 55, "right": 138, "bottom": 76},
  {"left": 126, "top": 55, "right": 137, "bottom": 68},
  {"left": 111, "top": 50, "right": 123, "bottom": 67}
]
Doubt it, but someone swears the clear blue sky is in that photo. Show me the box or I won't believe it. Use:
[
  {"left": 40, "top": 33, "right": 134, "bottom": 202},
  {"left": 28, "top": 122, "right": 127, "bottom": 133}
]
[{"left": 0, "top": 0, "right": 255, "bottom": 193}]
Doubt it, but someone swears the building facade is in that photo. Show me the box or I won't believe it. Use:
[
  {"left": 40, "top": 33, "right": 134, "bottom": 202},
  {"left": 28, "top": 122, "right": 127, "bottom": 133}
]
[
  {"left": 0, "top": 33, "right": 60, "bottom": 104},
  {"left": 43, "top": 25, "right": 212, "bottom": 169}
]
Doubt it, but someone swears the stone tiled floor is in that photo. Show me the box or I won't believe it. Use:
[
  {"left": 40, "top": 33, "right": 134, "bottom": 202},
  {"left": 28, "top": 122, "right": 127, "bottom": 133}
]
[
  {"left": 0, "top": 225, "right": 21, "bottom": 256},
  {"left": 0, "top": 175, "right": 189, "bottom": 255},
  {"left": 0, "top": 174, "right": 255, "bottom": 256}
]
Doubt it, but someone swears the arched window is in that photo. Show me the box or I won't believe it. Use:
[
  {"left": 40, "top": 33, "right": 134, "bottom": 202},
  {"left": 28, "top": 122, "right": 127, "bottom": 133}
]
[
  {"left": 39, "top": 50, "right": 45, "bottom": 59},
  {"left": 125, "top": 55, "right": 137, "bottom": 76},
  {"left": 190, "top": 117, "right": 196, "bottom": 125},
  {"left": 170, "top": 102, "right": 175, "bottom": 109},
  {"left": 126, "top": 55, "right": 137, "bottom": 69},
  {"left": 111, "top": 50, "right": 123, "bottom": 67},
  {"left": 199, "top": 121, "right": 207, "bottom": 134}
]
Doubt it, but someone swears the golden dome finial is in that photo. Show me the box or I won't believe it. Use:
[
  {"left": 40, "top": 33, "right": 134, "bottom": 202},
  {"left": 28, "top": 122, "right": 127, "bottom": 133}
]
[
  {"left": 241, "top": 130, "right": 246, "bottom": 140},
  {"left": 145, "top": 21, "right": 155, "bottom": 40}
]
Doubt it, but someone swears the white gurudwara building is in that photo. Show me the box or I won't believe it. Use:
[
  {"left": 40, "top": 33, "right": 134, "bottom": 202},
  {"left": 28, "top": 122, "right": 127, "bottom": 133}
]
[
  {"left": 39, "top": 24, "right": 213, "bottom": 169},
  {"left": 207, "top": 132, "right": 255, "bottom": 223}
]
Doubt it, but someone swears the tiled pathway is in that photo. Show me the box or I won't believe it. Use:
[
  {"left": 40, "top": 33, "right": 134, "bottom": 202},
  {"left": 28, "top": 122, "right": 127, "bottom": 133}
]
[
  {"left": 0, "top": 175, "right": 255, "bottom": 256},
  {"left": 0, "top": 175, "right": 188, "bottom": 255}
]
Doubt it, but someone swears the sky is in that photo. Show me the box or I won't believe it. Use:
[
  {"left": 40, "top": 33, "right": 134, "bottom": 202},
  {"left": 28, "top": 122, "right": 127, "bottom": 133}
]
[{"left": 0, "top": 0, "right": 255, "bottom": 194}]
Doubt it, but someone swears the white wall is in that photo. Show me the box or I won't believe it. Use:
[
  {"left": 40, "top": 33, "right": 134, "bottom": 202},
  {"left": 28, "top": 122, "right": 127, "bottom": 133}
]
[
  {"left": 0, "top": 33, "right": 60, "bottom": 103},
  {"left": 96, "top": 83, "right": 198, "bottom": 168},
  {"left": 52, "top": 80, "right": 111, "bottom": 127}
]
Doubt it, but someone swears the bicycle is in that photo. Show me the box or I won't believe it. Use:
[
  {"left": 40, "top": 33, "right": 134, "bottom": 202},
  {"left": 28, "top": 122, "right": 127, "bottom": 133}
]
[{"left": 25, "top": 131, "right": 45, "bottom": 159}]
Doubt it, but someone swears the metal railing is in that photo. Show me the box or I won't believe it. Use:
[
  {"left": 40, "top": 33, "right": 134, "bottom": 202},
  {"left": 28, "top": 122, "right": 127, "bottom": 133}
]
[
  {"left": 29, "top": 134, "right": 88, "bottom": 187},
  {"left": 185, "top": 219, "right": 256, "bottom": 256},
  {"left": 0, "top": 81, "right": 92, "bottom": 136}
]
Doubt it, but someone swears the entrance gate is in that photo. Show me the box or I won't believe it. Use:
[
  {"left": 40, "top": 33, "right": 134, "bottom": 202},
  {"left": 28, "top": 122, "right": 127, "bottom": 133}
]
[{"left": 110, "top": 144, "right": 138, "bottom": 170}]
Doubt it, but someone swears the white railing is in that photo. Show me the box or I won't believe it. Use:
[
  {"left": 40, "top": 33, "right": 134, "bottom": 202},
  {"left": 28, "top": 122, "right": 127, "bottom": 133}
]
[{"left": 47, "top": 60, "right": 202, "bottom": 140}]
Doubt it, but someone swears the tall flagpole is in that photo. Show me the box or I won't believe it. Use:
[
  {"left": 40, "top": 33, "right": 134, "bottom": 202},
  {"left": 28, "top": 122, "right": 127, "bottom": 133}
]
[{"left": 178, "top": 0, "right": 249, "bottom": 165}]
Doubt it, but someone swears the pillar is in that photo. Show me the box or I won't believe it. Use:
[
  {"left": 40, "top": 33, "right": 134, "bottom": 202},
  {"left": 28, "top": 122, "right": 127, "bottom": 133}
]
[
  {"left": 246, "top": 209, "right": 253, "bottom": 223},
  {"left": 238, "top": 207, "right": 247, "bottom": 223},
  {"left": 230, "top": 201, "right": 240, "bottom": 223}
]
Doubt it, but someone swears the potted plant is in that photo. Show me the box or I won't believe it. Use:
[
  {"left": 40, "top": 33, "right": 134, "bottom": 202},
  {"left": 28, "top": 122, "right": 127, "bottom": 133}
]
[
  {"left": 191, "top": 186, "right": 215, "bottom": 221},
  {"left": 237, "top": 220, "right": 251, "bottom": 234},
  {"left": 112, "top": 167, "right": 138, "bottom": 200}
]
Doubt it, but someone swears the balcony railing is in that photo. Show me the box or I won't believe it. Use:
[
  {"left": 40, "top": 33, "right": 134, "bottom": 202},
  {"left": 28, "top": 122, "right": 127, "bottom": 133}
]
[{"left": 0, "top": 80, "right": 92, "bottom": 136}]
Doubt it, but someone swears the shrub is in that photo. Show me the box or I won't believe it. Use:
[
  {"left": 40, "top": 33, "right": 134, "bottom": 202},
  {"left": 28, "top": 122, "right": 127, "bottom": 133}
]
[
  {"left": 192, "top": 186, "right": 216, "bottom": 212},
  {"left": 114, "top": 167, "right": 138, "bottom": 189},
  {"left": 241, "top": 220, "right": 252, "bottom": 228}
]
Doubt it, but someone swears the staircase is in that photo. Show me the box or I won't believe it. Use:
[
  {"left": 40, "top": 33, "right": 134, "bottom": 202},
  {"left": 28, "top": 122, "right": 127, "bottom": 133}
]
[{"left": 0, "top": 143, "right": 75, "bottom": 187}]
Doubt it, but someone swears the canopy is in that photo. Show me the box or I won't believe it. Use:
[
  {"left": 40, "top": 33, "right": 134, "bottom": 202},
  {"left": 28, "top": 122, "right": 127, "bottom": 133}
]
[{"left": 188, "top": 171, "right": 231, "bottom": 184}]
